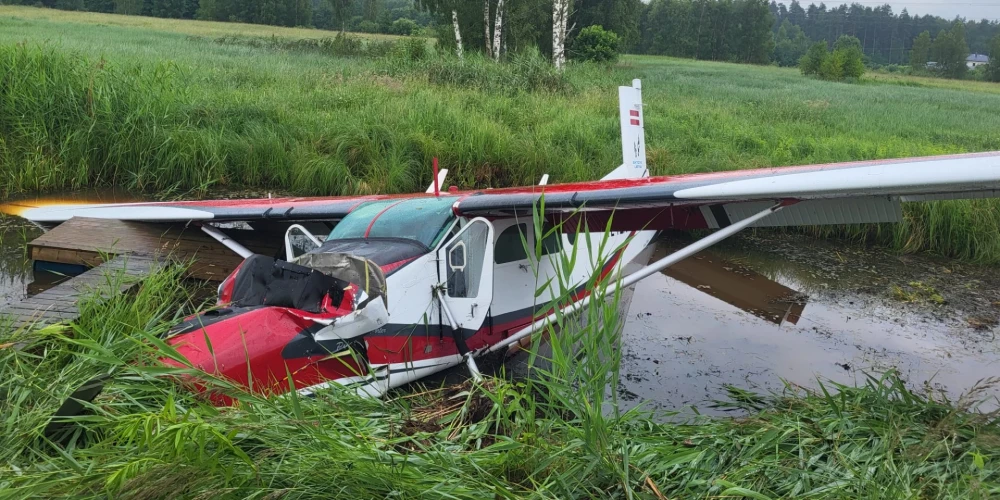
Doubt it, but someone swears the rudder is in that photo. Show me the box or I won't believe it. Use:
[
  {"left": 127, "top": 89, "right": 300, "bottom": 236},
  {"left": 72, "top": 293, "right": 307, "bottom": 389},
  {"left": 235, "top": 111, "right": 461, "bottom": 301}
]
[{"left": 604, "top": 79, "right": 648, "bottom": 180}]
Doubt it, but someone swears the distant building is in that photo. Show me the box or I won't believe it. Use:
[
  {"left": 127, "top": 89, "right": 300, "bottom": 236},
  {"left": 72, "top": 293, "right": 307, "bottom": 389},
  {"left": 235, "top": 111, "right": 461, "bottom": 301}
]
[{"left": 967, "top": 54, "right": 990, "bottom": 69}]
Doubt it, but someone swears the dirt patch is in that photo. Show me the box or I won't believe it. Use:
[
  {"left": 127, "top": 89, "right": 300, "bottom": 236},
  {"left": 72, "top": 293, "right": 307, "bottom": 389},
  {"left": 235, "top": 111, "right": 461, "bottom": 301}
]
[{"left": 392, "top": 381, "right": 496, "bottom": 442}]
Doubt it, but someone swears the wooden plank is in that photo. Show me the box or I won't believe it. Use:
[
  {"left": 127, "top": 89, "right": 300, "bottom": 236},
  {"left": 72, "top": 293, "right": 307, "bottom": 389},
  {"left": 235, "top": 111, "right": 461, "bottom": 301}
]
[
  {"left": 0, "top": 255, "right": 162, "bottom": 330},
  {"left": 3, "top": 305, "right": 79, "bottom": 315},
  {"left": 31, "top": 246, "right": 105, "bottom": 268},
  {"left": 28, "top": 218, "right": 280, "bottom": 282}
]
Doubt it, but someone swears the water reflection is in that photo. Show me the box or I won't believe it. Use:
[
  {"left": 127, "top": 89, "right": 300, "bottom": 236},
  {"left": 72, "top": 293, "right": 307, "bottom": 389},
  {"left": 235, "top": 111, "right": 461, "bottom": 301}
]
[
  {"left": 0, "top": 215, "right": 41, "bottom": 304},
  {"left": 659, "top": 248, "right": 807, "bottom": 326},
  {"left": 620, "top": 234, "right": 1000, "bottom": 416}
]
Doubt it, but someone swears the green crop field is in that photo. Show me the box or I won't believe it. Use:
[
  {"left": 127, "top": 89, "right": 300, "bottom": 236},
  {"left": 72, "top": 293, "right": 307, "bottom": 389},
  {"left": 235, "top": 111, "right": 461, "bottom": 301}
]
[
  {"left": 0, "top": 5, "right": 408, "bottom": 41},
  {"left": 1, "top": 4, "right": 1000, "bottom": 264}
]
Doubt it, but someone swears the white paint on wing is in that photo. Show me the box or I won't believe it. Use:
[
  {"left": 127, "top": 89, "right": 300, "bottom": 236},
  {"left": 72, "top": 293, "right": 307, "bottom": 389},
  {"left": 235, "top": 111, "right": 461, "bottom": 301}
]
[
  {"left": 673, "top": 156, "right": 1000, "bottom": 200},
  {"left": 22, "top": 205, "right": 215, "bottom": 223}
]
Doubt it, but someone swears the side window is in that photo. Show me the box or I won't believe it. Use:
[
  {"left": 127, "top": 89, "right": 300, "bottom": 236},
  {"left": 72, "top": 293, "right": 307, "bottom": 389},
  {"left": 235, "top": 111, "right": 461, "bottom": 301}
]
[
  {"left": 495, "top": 224, "right": 529, "bottom": 264},
  {"left": 540, "top": 223, "right": 562, "bottom": 256},
  {"left": 446, "top": 221, "right": 489, "bottom": 298}
]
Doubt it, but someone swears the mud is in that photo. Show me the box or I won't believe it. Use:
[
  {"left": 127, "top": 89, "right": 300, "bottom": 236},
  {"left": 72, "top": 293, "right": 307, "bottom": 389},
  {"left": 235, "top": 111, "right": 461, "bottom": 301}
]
[{"left": 620, "top": 232, "right": 1000, "bottom": 416}]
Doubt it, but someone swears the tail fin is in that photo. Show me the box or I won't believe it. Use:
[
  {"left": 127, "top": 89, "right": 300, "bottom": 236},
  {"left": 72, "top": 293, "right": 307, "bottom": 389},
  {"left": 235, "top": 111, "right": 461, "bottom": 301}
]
[{"left": 603, "top": 79, "right": 648, "bottom": 180}]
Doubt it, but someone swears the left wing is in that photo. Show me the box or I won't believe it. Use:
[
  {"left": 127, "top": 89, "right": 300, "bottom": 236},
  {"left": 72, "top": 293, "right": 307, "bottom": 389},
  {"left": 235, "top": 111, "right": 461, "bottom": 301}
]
[
  {"left": 453, "top": 151, "right": 1000, "bottom": 231},
  {"left": 2, "top": 193, "right": 427, "bottom": 225}
]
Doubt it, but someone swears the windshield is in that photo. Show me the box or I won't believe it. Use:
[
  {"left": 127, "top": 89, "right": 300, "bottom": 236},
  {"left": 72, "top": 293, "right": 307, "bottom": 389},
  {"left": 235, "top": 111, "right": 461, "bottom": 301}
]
[{"left": 327, "top": 197, "right": 457, "bottom": 248}]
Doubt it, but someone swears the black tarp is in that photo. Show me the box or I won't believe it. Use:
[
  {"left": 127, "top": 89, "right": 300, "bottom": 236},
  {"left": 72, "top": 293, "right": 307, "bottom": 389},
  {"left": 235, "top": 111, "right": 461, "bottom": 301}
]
[{"left": 230, "top": 255, "right": 346, "bottom": 313}]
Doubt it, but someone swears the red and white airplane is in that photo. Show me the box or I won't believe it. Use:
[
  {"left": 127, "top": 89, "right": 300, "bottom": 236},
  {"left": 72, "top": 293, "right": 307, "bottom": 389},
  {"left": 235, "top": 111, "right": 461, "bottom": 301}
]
[{"left": 12, "top": 80, "right": 1000, "bottom": 402}]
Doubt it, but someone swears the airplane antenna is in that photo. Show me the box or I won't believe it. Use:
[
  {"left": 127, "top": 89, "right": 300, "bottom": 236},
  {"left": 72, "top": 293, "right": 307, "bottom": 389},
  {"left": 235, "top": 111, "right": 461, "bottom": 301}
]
[{"left": 432, "top": 157, "right": 440, "bottom": 197}]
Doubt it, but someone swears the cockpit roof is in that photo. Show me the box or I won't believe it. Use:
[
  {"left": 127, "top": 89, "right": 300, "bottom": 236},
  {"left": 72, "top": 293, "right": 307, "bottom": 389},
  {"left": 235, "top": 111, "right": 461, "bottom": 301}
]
[{"left": 326, "top": 196, "right": 458, "bottom": 248}]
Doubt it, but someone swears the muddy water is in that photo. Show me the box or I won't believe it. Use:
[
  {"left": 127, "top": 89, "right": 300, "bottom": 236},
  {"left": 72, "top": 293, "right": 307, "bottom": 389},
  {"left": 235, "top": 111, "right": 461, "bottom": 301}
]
[
  {"left": 0, "top": 215, "right": 41, "bottom": 305},
  {"left": 620, "top": 233, "right": 1000, "bottom": 415}
]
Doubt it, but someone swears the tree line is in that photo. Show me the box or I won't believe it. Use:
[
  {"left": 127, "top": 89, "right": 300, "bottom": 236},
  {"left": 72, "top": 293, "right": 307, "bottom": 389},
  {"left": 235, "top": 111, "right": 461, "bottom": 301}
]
[
  {"left": 770, "top": 3, "right": 1000, "bottom": 81},
  {"left": 770, "top": 1, "right": 999, "bottom": 66},
  {"left": 637, "top": 0, "right": 775, "bottom": 64},
  {"left": 7, "top": 0, "right": 1000, "bottom": 80},
  {"left": 6, "top": 0, "right": 432, "bottom": 34}
]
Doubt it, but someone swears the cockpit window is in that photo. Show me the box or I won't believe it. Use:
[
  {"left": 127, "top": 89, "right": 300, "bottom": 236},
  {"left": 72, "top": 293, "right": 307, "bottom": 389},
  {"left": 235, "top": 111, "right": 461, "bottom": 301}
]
[{"left": 327, "top": 197, "right": 457, "bottom": 248}]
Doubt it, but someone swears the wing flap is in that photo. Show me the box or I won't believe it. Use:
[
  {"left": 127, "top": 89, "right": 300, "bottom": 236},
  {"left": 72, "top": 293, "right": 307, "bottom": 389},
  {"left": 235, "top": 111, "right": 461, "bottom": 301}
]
[{"left": 710, "top": 197, "right": 903, "bottom": 229}]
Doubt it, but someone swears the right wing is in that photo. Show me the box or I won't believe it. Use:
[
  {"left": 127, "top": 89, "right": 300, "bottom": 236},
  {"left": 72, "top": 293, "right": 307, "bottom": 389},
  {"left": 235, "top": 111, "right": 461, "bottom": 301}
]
[{"left": 452, "top": 151, "right": 1000, "bottom": 230}]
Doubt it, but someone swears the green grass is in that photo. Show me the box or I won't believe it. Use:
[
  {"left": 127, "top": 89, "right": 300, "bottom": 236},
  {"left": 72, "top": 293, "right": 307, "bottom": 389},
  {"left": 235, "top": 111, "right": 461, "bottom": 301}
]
[
  {"left": 1, "top": 242, "right": 998, "bottom": 499},
  {"left": 2, "top": 6, "right": 1000, "bottom": 261},
  {"left": 0, "top": 5, "right": 408, "bottom": 42}
]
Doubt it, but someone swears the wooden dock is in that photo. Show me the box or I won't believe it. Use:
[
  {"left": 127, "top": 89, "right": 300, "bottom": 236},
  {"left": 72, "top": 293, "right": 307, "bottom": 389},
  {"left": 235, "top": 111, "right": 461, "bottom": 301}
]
[
  {"left": 0, "top": 255, "right": 160, "bottom": 330},
  {"left": 28, "top": 217, "right": 280, "bottom": 281},
  {"left": 2, "top": 216, "right": 282, "bottom": 330}
]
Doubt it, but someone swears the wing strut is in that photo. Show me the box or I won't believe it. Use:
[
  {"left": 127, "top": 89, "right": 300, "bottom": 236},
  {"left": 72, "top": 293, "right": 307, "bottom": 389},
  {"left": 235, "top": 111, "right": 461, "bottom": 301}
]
[
  {"left": 485, "top": 202, "right": 787, "bottom": 356},
  {"left": 200, "top": 224, "right": 253, "bottom": 258},
  {"left": 435, "top": 288, "right": 484, "bottom": 382}
]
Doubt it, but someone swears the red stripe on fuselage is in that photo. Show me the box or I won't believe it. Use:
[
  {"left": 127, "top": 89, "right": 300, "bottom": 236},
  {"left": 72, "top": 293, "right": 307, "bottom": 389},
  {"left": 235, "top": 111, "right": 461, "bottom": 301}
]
[
  {"left": 381, "top": 256, "right": 418, "bottom": 275},
  {"left": 364, "top": 200, "right": 405, "bottom": 238}
]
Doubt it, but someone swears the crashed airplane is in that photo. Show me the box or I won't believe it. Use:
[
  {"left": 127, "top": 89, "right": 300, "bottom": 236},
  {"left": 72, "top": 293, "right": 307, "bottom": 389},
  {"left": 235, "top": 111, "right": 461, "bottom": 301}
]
[{"left": 11, "top": 80, "right": 1000, "bottom": 401}]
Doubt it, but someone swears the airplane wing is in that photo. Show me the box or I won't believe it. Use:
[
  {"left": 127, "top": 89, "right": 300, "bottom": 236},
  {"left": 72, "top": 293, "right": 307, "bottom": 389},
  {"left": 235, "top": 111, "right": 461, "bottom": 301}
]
[
  {"left": 3, "top": 194, "right": 418, "bottom": 225},
  {"left": 453, "top": 151, "right": 1000, "bottom": 231},
  {"left": 6, "top": 151, "right": 1000, "bottom": 231}
]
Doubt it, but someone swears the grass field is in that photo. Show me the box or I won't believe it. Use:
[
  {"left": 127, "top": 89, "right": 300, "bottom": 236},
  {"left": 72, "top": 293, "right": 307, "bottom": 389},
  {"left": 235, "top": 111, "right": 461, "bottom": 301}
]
[
  {"left": 2, "top": 6, "right": 1000, "bottom": 261},
  {"left": 0, "top": 5, "right": 407, "bottom": 41},
  {"left": 865, "top": 70, "right": 1000, "bottom": 95}
]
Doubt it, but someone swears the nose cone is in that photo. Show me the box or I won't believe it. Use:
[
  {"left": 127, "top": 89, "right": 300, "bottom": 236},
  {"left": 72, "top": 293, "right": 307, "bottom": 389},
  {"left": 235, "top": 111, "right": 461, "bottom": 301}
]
[{"left": 162, "top": 306, "right": 366, "bottom": 403}]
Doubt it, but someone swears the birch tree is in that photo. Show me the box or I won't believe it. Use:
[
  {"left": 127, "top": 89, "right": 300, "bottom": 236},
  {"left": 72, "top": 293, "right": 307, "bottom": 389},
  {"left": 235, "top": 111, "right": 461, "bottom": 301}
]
[
  {"left": 552, "top": 0, "right": 571, "bottom": 69},
  {"left": 328, "top": 0, "right": 352, "bottom": 33},
  {"left": 492, "top": 0, "right": 505, "bottom": 62},
  {"left": 416, "top": 0, "right": 465, "bottom": 60},
  {"left": 482, "top": 0, "right": 506, "bottom": 62},
  {"left": 453, "top": 9, "right": 465, "bottom": 59}
]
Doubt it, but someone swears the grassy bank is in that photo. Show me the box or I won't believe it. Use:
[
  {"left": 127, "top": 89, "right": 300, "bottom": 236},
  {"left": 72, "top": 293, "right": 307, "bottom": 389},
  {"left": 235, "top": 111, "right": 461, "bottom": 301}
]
[
  {"left": 2, "top": 260, "right": 998, "bottom": 499},
  {"left": 2, "top": 7, "right": 1000, "bottom": 261}
]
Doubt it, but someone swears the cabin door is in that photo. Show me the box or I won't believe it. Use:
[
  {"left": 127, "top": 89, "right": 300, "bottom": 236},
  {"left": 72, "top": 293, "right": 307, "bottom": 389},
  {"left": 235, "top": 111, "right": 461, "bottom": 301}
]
[{"left": 437, "top": 218, "right": 495, "bottom": 338}]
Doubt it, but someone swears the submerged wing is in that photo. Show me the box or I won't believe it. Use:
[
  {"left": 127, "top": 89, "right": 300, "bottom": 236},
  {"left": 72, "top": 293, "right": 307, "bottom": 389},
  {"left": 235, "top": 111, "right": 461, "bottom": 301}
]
[{"left": 453, "top": 152, "right": 1000, "bottom": 230}]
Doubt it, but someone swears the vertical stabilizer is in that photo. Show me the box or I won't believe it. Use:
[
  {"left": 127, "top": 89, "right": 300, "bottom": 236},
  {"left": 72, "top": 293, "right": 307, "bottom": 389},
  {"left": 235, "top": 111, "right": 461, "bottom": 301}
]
[{"left": 605, "top": 79, "right": 648, "bottom": 180}]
